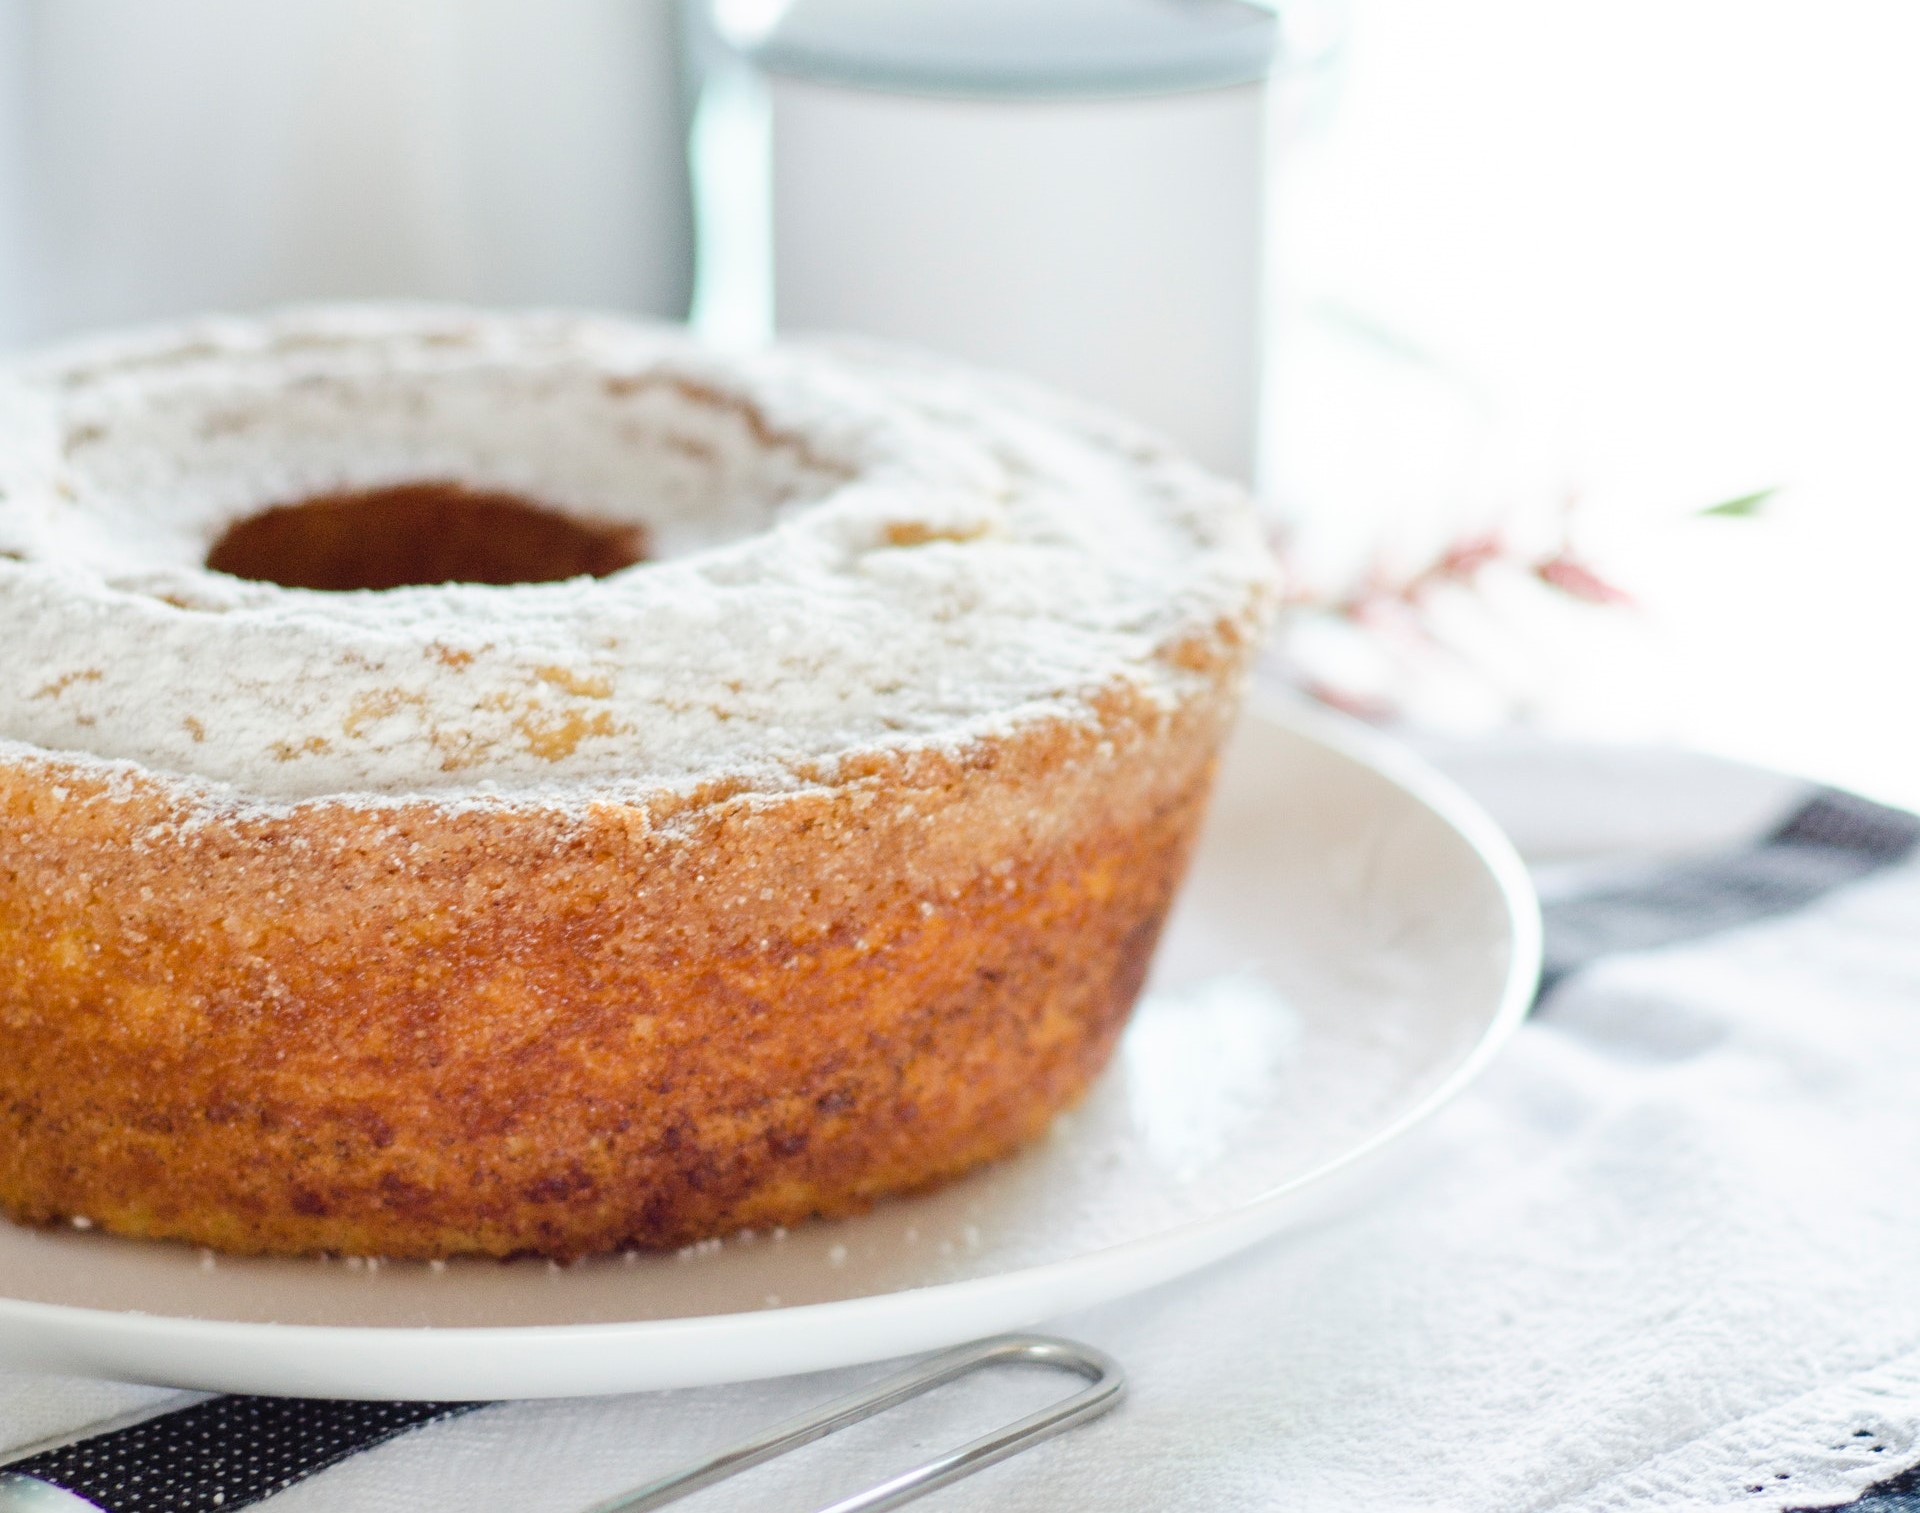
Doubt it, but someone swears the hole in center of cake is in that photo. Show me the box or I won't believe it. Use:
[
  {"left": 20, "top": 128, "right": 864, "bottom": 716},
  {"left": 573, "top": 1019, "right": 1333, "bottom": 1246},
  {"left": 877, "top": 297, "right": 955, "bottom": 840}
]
[{"left": 204, "top": 483, "right": 649, "bottom": 591}]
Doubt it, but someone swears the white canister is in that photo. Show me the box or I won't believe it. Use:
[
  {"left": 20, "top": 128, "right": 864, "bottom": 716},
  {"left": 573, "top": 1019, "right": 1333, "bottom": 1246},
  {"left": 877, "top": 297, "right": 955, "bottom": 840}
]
[{"left": 737, "top": 0, "right": 1278, "bottom": 482}]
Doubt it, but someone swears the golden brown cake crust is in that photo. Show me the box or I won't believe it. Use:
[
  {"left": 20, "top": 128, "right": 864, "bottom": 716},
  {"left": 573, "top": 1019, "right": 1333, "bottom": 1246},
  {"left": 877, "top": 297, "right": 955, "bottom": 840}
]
[{"left": 0, "top": 666, "right": 1242, "bottom": 1259}]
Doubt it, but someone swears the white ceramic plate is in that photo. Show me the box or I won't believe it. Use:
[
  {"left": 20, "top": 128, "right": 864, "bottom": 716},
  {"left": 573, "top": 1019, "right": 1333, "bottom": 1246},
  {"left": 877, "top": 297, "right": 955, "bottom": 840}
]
[{"left": 0, "top": 701, "right": 1539, "bottom": 1400}]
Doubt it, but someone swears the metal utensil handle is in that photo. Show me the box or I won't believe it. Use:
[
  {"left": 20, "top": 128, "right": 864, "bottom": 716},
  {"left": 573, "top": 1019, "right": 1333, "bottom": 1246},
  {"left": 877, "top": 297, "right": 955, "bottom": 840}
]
[{"left": 588, "top": 1334, "right": 1125, "bottom": 1513}]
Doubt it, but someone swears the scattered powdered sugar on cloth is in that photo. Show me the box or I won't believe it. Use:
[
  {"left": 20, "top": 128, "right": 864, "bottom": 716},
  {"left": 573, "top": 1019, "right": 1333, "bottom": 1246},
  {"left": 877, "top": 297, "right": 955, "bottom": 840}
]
[{"left": 0, "top": 306, "right": 1271, "bottom": 811}]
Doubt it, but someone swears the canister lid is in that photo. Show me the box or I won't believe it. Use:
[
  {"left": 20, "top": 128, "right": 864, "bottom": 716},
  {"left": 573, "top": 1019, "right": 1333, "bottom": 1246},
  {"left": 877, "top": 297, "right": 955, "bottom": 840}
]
[{"left": 731, "top": 0, "right": 1280, "bottom": 100}]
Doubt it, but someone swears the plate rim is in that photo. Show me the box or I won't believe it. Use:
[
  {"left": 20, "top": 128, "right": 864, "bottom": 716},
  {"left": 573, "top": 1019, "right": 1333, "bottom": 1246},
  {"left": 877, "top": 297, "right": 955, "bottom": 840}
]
[{"left": 0, "top": 697, "right": 1542, "bottom": 1397}]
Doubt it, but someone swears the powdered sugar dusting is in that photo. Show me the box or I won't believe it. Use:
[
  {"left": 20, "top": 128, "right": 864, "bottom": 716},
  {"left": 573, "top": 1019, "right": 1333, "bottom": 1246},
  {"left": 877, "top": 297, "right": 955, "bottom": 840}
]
[{"left": 0, "top": 306, "right": 1271, "bottom": 808}]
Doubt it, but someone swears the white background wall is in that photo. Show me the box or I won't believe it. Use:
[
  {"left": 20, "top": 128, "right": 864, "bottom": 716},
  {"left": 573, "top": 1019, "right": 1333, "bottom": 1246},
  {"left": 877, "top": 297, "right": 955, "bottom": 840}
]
[
  {"left": 0, "top": 0, "right": 692, "bottom": 345},
  {"left": 1272, "top": 0, "right": 1920, "bottom": 804}
]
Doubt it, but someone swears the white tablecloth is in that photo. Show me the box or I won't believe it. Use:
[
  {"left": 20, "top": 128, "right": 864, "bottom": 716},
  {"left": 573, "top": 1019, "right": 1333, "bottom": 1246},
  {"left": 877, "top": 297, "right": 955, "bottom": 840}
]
[{"left": 6, "top": 737, "right": 1919, "bottom": 1513}]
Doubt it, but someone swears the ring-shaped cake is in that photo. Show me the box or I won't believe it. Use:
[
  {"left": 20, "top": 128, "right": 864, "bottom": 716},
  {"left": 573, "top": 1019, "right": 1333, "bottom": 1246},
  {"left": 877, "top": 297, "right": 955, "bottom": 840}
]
[{"left": 0, "top": 307, "right": 1274, "bottom": 1258}]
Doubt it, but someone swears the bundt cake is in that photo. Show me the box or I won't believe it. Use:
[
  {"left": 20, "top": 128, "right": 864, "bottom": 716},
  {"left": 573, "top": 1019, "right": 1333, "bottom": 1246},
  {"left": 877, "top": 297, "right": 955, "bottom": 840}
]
[{"left": 0, "top": 307, "right": 1274, "bottom": 1259}]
